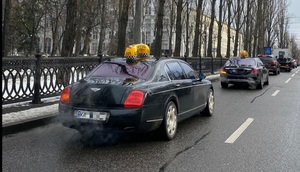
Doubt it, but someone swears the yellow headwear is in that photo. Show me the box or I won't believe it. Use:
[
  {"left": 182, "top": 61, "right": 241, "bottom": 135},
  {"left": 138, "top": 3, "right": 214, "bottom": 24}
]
[
  {"left": 124, "top": 45, "right": 138, "bottom": 58},
  {"left": 240, "top": 50, "right": 248, "bottom": 58}
]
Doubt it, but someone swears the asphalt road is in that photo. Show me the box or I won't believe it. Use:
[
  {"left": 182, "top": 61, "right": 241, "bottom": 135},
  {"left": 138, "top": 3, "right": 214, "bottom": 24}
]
[{"left": 2, "top": 68, "right": 300, "bottom": 172}]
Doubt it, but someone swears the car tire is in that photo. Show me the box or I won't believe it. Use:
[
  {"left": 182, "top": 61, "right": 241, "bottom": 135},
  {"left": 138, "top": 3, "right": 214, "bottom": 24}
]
[
  {"left": 160, "top": 101, "right": 177, "bottom": 141},
  {"left": 201, "top": 89, "right": 214, "bottom": 116},
  {"left": 264, "top": 75, "right": 269, "bottom": 85},
  {"left": 221, "top": 82, "right": 228, "bottom": 88},
  {"left": 257, "top": 78, "right": 263, "bottom": 89}
]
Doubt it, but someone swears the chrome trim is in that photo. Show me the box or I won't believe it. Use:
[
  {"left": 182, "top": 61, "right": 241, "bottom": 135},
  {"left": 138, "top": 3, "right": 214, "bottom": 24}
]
[
  {"left": 178, "top": 104, "right": 206, "bottom": 116},
  {"left": 146, "top": 118, "right": 163, "bottom": 123}
]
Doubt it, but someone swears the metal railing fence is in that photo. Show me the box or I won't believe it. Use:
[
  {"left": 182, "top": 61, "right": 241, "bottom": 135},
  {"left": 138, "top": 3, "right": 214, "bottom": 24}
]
[{"left": 2, "top": 56, "right": 227, "bottom": 105}]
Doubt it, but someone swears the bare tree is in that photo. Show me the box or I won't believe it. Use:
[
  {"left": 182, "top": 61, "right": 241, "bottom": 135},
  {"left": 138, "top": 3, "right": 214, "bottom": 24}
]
[
  {"left": 216, "top": 0, "right": 225, "bottom": 57},
  {"left": 153, "top": 0, "right": 166, "bottom": 59},
  {"left": 192, "top": 0, "right": 203, "bottom": 57},
  {"left": 232, "top": 0, "right": 244, "bottom": 56},
  {"left": 168, "top": 0, "right": 175, "bottom": 57},
  {"left": 174, "top": 0, "right": 183, "bottom": 57},
  {"left": 49, "top": 0, "right": 67, "bottom": 56},
  {"left": 61, "top": 0, "right": 77, "bottom": 57},
  {"left": 97, "top": 0, "right": 107, "bottom": 58},
  {"left": 116, "top": 0, "right": 130, "bottom": 57},
  {"left": 226, "top": 0, "right": 232, "bottom": 57},
  {"left": 133, "top": 0, "right": 143, "bottom": 43},
  {"left": 207, "top": 0, "right": 216, "bottom": 58},
  {"left": 2, "top": 0, "right": 11, "bottom": 57}
]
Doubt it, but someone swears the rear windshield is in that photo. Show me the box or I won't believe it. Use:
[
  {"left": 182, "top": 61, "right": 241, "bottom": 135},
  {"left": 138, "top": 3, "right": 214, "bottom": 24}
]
[
  {"left": 225, "top": 58, "right": 256, "bottom": 67},
  {"left": 88, "top": 61, "right": 155, "bottom": 79},
  {"left": 257, "top": 55, "right": 275, "bottom": 62}
]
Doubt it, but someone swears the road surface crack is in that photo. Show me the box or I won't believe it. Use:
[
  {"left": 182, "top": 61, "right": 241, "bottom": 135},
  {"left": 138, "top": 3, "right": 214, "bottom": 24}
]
[
  {"left": 159, "top": 132, "right": 210, "bottom": 172},
  {"left": 250, "top": 87, "right": 271, "bottom": 103}
]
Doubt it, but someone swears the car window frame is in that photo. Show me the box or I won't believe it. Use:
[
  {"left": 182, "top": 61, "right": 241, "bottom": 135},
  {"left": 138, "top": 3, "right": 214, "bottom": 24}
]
[
  {"left": 178, "top": 61, "right": 199, "bottom": 80},
  {"left": 165, "top": 61, "right": 186, "bottom": 80}
]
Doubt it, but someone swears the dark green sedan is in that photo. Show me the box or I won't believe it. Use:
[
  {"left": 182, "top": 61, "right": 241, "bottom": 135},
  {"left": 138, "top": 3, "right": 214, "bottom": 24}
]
[{"left": 59, "top": 57, "right": 214, "bottom": 141}]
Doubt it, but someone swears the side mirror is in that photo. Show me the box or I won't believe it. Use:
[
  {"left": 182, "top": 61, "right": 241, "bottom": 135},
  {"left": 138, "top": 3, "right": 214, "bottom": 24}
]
[{"left": 199, "top": 73, "right": 206, "bottom": 80}]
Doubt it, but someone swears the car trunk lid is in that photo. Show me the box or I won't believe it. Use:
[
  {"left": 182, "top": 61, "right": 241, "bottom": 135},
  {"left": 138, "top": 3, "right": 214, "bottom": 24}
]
[{"left": 69, "top": 77, "right": 142, "bottom": 108}]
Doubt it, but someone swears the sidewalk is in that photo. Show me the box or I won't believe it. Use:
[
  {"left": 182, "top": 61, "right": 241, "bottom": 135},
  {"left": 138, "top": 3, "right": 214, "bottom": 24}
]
[{"left": 2, "top": 74, "right": 220, "bottom": 128}]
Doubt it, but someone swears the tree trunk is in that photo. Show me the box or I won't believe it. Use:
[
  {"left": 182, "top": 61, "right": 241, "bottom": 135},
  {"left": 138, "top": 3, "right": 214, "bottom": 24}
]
[
  {"left": 244, "top": 0, "right": 251, "bottom": 52},
  {"left": 216, "top": 0, "right": 223, "bottom": 58},
  {"left": 174, "top": 0, "right": 183, "bottom": 57},
  {"left": 75, "top": 0, "right": 84, "bottom": 56},
  {"left": 226, "top": 0, "right": 231, "bottom": 58},
  {"left": 98, "top": 0, "right": 107, "bottom": 56},
  {"left": 116, "top": 0, "right": 130, "bottom": 57},
  {"left": 192, "top": 0, "right": 203, "bottom": 57},
  {"left": 154, "top": 0, "right": 166, "bottom": 59},
  {"left": 133, "top": 0, "right": 142, "bottom": 43},
  {"left": 61, "top": 0, "right": 77, "bottom": 57},
  {"left": 168, "top": 1, "right": 174, "bottom": 57},
  {"left": 233, "top": 0, "right": 241, "bottom": 56},
  {"left": 207, "top": 0, "right": 216, "bottom": 58}
]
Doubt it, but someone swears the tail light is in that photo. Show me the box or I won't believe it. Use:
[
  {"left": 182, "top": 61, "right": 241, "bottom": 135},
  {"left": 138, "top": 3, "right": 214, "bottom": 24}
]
[
  {"left": 270, "top": 61, "right": 276, "bottom": 66},
  {"left": 124, "top": 90, "right": 144, "bottom": 108},
  {"left": 220, "top": 68, "right": 227, "bottom": 75},
  {"left": 60, "top": 86, "right": 70, "bottom": 104},
  {"left": 251, "top": 68, "right": 258, "bottom": 74}
]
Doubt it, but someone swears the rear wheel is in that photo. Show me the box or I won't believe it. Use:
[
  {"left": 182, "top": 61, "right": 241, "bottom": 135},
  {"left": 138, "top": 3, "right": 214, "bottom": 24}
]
[
  {"left": 257, "top": 78, "right": 263, "bottom": 89},
  {"left": 201, "top": 89, "right": 214, "bottom": 116},
  {"left": 160, "top": 101, "right": 177, "bottom": 141},
  {"left": 264, "top": 75, "right": 269, "bottom": 85}
]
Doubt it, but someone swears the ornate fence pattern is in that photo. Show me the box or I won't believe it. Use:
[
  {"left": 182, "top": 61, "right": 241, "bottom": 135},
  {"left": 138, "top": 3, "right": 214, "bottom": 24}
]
[{"left": 2, "top": 56, "right": 227, "bottom": 105}]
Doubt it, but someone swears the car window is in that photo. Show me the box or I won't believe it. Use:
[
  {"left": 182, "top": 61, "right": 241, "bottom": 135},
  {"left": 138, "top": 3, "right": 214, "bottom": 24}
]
[
  {"left": 153, "top": 67, "right": 169, "bottom": 82},
  {"left": 179, "top": 62, "right": 198, "bottom": 79},
  {"left": 256, "top": 59, "right": 264, "bottom": 66},
  {"left": 88, "top": 61, "right": 155, "bottom": 79},
  {"left": 225, "top": 58, "right": 256, "bottom": 67},
  {"left": 165, "top": 62, "right": 186, "bottom": 80}
]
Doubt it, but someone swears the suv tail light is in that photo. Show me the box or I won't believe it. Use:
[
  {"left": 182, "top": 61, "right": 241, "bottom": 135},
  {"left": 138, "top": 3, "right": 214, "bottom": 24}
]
[
  {"left": 60, "top": 86, "right": 70, "bottom": 104},
  {"left": 124, "top": 90, "right": 144, "bottom": 108},
  {"left": 251, "top": 68, "right": 258, "bottom": 74}
]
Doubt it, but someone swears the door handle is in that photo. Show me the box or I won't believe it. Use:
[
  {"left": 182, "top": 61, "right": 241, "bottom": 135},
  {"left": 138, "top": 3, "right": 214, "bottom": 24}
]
[{"left": 176, "top": 84, "right": 180, "bottom": 87}]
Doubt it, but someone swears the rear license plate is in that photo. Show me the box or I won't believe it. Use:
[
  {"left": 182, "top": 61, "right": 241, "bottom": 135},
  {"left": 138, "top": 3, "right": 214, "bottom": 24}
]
[{"left": 74, "top": 110, "right": 109, "bottom": 121}]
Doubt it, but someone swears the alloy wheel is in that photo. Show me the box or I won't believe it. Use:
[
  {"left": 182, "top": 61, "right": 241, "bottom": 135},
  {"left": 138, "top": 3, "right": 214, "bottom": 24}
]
[{"left": 166, "top": 102, "right": 177, "bottom": 137}]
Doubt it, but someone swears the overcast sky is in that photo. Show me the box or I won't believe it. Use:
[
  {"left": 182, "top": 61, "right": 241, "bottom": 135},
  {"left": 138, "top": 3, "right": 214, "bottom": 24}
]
[{"left": 288, "top": 0, "right": 300, "bottom": 44}]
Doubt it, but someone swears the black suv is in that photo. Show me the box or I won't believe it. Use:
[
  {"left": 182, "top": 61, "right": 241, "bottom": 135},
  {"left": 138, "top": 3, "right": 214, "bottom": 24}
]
[
  {"left": 277, "top": 57, "right": 293, "bottom": 72},
  {"left": 257, "top": 55, "right": 280, "bottom": 75}
]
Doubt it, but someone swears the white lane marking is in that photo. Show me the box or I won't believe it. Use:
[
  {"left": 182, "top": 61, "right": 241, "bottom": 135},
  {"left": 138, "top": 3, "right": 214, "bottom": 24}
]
[
  {"left": 291, "top": 74, "right": 295, "bottom": 77},
  {"left": 225, "top": 118, "right": 254, "bottom": 144},
  {"left": 285, "top": 78, "right": 291, "bottom": 83},
  {"left": 272, "top": 90, "right": 280, "bottom": 96}
]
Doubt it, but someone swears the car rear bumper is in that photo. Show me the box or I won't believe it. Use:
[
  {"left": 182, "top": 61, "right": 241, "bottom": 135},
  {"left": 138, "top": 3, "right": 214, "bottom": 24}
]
[
  {"left": 280, "top": 64, "right": 292, "bottom": 70},
  {"left": 220, "top": 75, "right": 258, "bottom": 86},
  {"left": 266, "top": 66, "right": 278, "bottom": 72},
  {"left": 58, "top": 104, "right": 163, "bottom": 133}
]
